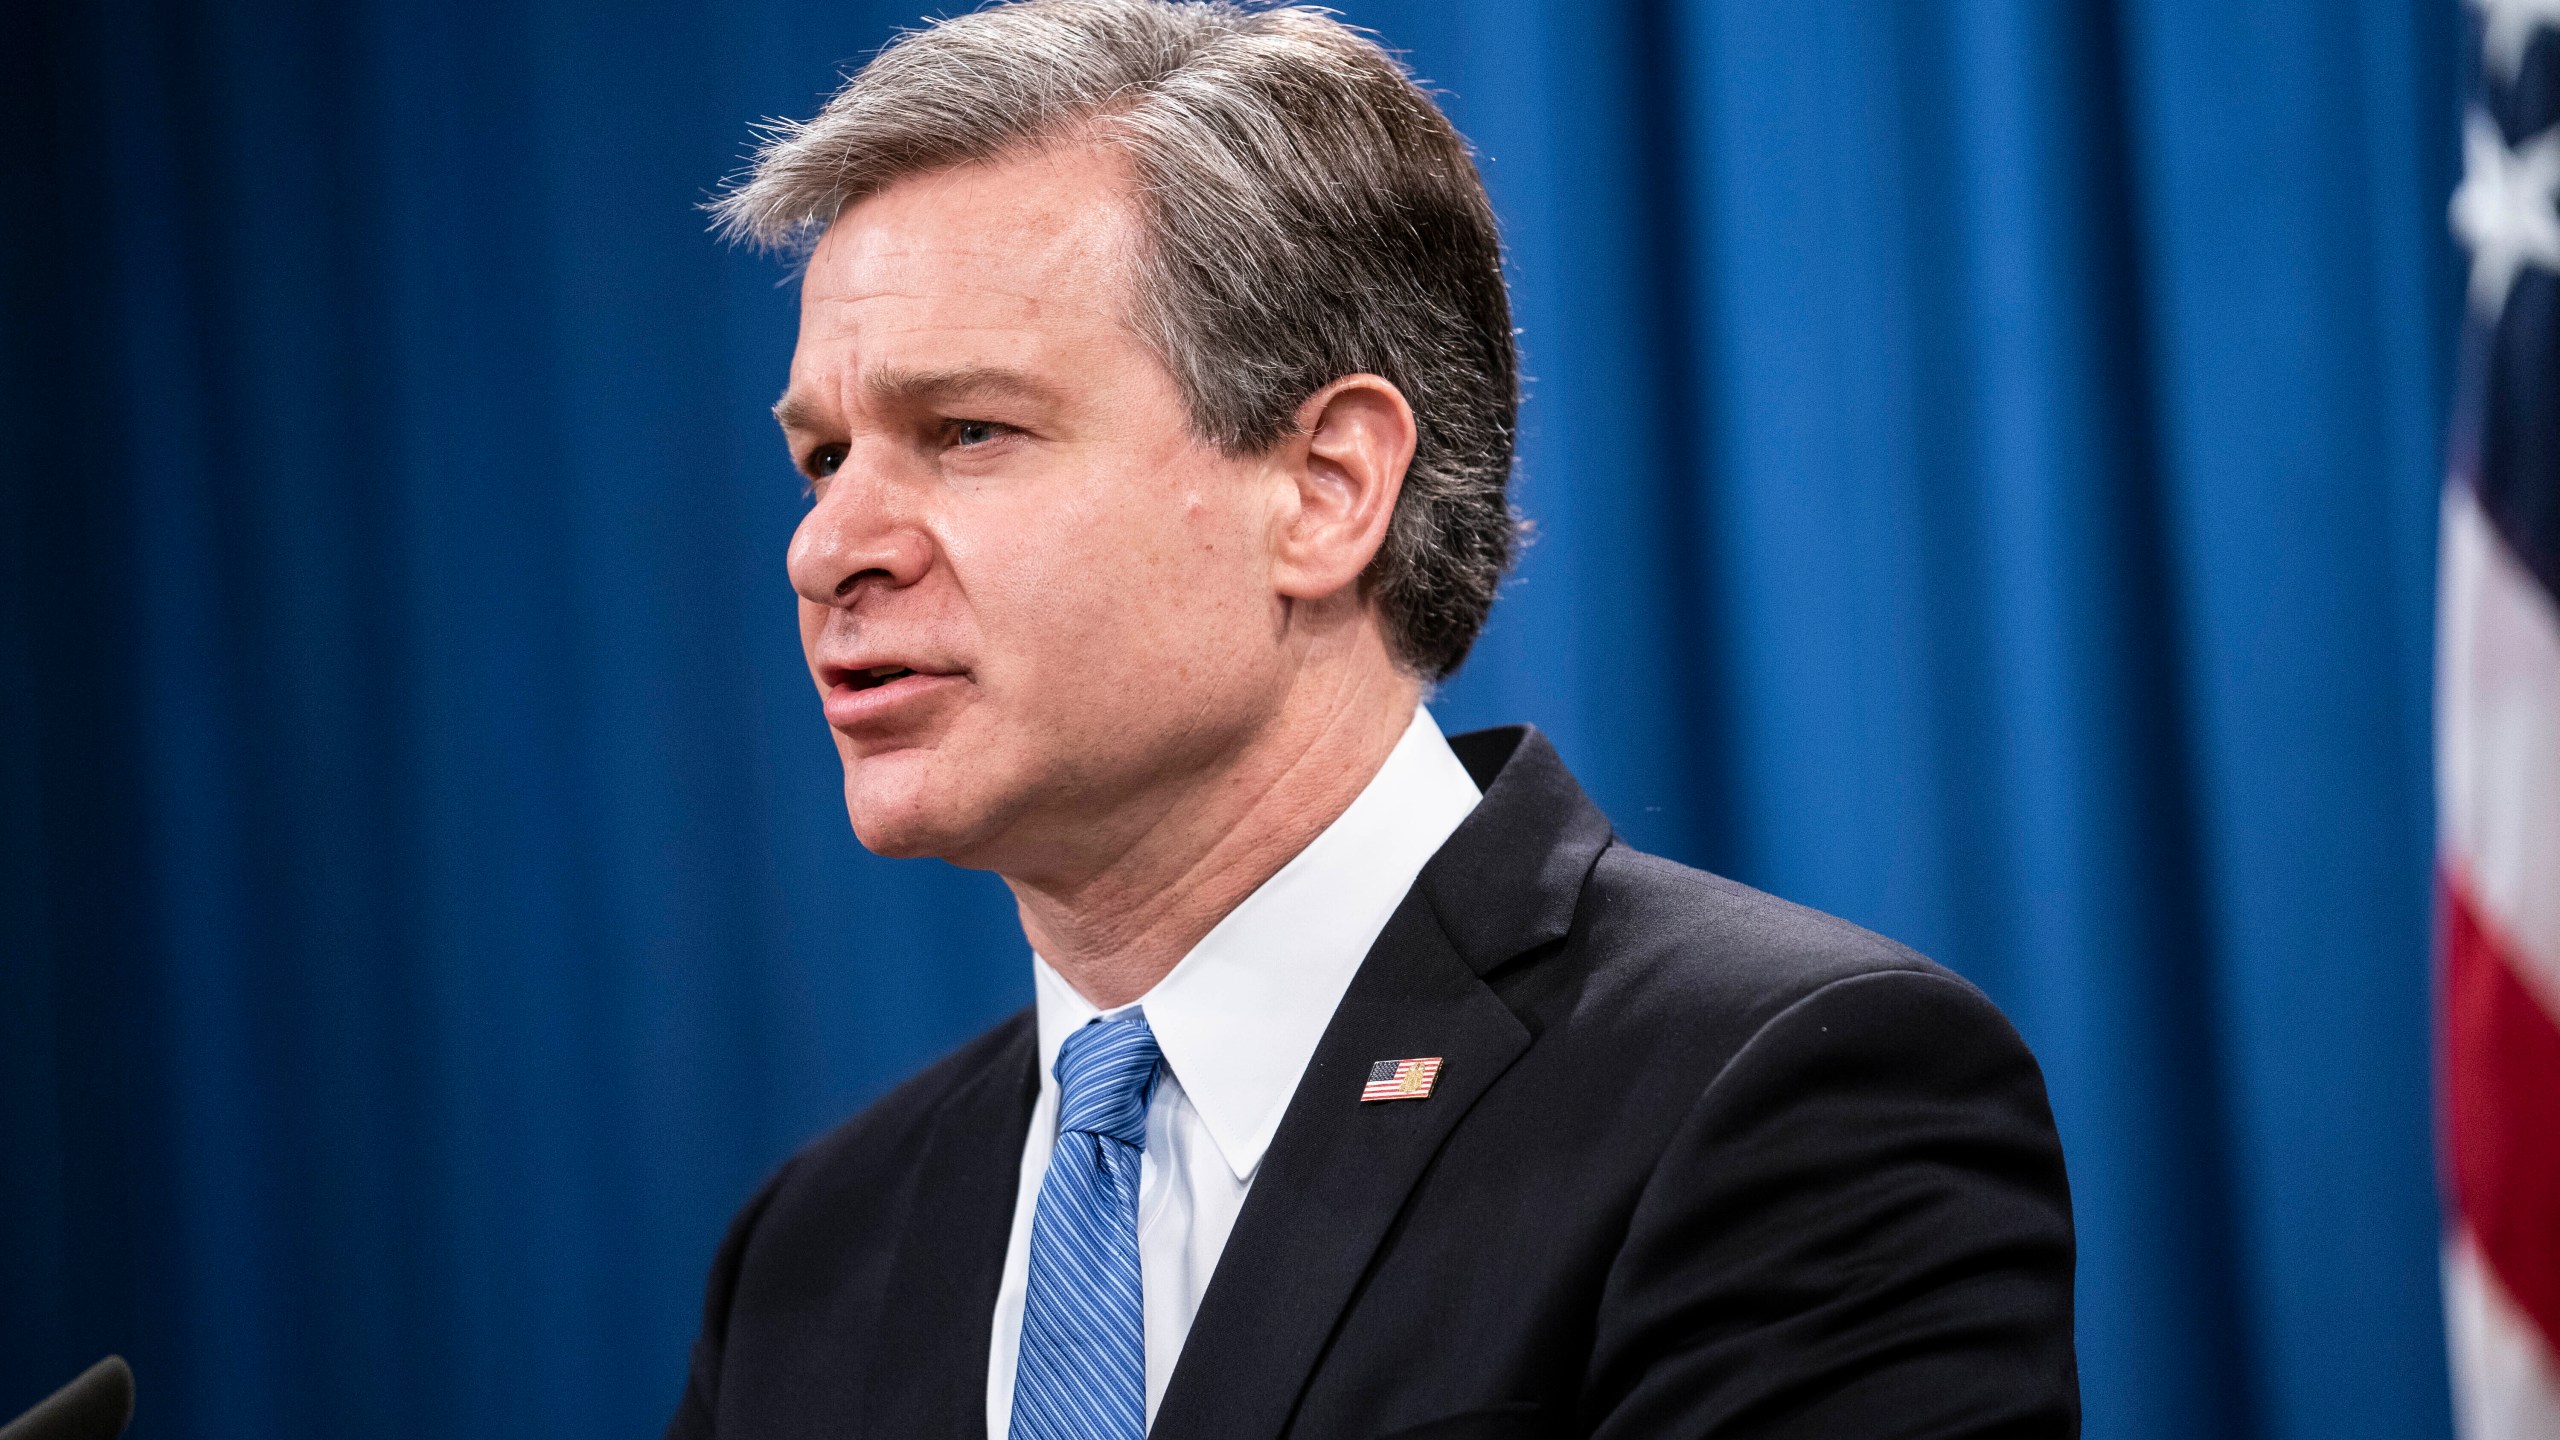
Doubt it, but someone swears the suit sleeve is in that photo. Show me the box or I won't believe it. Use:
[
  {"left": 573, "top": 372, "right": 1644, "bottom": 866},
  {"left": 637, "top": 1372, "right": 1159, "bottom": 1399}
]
[
  {"left": 1585, "top": 969, "right": 2078, "bottom": 1439},
  {"left": 663, "top": 1158, "right": 796, "bottom": 1440}
]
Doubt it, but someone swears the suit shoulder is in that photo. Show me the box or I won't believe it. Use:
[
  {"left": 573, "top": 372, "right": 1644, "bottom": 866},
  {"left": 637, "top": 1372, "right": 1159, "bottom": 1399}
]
[
  {"left": 1587, "top": 841, "right": 1936, "bottom": 974},
  {"left": 1563, "top": 840, "right": 1993, "bottom": 1046}
]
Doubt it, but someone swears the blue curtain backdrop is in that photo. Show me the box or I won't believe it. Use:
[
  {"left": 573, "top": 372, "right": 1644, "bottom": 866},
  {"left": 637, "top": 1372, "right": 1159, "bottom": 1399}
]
[{"left": 2, "top": 1, "right": 2461, "bottom": 1437}]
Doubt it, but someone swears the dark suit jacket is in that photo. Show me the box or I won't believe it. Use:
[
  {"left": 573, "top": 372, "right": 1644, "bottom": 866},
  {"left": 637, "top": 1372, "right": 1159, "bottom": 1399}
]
[{"left": 667, "top": 727, "right": 2078, "bottom": 1439}]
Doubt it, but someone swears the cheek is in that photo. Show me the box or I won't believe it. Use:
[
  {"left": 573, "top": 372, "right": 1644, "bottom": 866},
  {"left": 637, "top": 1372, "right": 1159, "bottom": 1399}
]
[
  {"left": 1157, "top": 478, "right": 1278, "bottom": 637},
  {"left": 967, "top": 471, "right": 1263, "bottom": 676}
]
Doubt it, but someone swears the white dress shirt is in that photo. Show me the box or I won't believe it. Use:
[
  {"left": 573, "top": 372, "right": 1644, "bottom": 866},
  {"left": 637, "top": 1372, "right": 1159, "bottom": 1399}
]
[{"left": 984, "top": 706, "right": 1484, "bottom": 1438}]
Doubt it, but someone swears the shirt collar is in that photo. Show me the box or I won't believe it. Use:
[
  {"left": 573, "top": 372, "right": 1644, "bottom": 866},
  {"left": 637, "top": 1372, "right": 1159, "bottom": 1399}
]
[{"left": 1031, "top": 705, "right": 1483, "bottom": 1180}]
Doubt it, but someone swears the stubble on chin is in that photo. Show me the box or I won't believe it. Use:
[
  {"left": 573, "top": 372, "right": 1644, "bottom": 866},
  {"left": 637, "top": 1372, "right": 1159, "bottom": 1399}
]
[
  {"left": 838, "top": 739, "right": 1025, "bottom": 864},
  {"left": 840, "top": 751, "right": 949, "bottom": 860}
]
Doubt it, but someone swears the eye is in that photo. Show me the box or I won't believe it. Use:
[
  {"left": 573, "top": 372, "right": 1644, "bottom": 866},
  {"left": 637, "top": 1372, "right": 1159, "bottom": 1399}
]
[
  {"left": 949, "top": 419, "right": 1008, "bottom": 448},
  {"left": 806, "top": 444, "right": 846, "bottom": 478}
]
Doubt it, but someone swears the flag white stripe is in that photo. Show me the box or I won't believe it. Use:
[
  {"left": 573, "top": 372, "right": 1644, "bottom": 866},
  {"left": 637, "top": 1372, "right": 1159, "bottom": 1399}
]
[
  {"left": 2448, "top": 1229, "right": 2560, "bottom": 1440},
  {"left": 2438, "top": 485, "right": 2560, "bottom": 1019}
]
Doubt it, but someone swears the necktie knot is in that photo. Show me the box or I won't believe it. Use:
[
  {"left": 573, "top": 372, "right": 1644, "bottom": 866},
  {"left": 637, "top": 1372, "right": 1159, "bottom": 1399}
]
[{"left": 1053, "top": 1011, "right": 1160, "bottom": 1149}]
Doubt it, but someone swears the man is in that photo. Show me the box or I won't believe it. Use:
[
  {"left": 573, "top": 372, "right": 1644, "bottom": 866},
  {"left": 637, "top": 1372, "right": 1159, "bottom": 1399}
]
[{"left": 670, "top": 2, "right": 2077, "bottom": 1436}]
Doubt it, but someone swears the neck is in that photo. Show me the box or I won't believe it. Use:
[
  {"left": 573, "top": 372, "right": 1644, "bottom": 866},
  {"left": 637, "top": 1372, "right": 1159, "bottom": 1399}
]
[{"left": 1003, "top": 656, "right": 1419, "bottom": 1010}]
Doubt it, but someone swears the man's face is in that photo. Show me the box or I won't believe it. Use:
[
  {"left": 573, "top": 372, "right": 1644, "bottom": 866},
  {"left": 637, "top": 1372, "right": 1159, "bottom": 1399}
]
[{"left": 778, "top": 145, "right": 1294, "bottom": 878}]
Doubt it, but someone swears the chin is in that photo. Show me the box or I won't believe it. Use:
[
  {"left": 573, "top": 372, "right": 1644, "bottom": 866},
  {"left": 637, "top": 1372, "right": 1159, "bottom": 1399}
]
[{"left": 840, "top": 767, "right": 992, "bottom": 862}]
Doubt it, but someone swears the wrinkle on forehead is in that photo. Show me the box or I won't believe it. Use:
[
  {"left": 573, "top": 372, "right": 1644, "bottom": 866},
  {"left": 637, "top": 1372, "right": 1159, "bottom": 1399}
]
[
  {"left": 802, "top": 146, "right": 1142, "bottom": 310},
  {"left": 781, "top": 142, "right": 1175, "bottom": 431},
  {"left": 803, "top": 289, "right": 1064, "bottom": 332}
]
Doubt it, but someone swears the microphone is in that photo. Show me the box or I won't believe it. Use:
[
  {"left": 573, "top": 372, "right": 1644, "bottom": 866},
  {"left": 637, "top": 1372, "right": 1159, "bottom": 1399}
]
[{"left": 0, "top": 1358, "right": 133, "bottom": 1440}]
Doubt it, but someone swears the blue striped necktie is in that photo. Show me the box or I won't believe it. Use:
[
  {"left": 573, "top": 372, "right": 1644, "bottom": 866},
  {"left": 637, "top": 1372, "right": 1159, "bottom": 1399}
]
[{"left": 1011, "top": 1010, "right": 1162, "bottom": 1440}]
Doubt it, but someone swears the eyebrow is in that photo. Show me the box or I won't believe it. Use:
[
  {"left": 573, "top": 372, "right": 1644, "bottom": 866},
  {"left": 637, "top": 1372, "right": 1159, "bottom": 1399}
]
[
  {"left": 771, "top": 365, "right": 1066, "bottom": 434},
  {"left": 772, "top": 391, "right": 831, "bottom": 435}
]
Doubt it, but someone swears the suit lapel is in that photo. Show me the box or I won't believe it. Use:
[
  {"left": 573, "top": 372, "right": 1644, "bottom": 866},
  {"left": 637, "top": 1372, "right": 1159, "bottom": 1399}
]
[
  {"left": 1148, "top": 898, "right": 1529, "bottom": 1440},
  {"left": 1149, "top": 727, "right": 1614, "bottom": 1440},
  {"left": 868, "top": 1016, "right": 1038, "bottom": 1440}
]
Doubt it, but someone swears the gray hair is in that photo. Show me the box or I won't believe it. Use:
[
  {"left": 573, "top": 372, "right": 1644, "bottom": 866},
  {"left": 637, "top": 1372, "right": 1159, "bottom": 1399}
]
[{"left": 711, "top": 0, "right": 1519, "bottom": 681}]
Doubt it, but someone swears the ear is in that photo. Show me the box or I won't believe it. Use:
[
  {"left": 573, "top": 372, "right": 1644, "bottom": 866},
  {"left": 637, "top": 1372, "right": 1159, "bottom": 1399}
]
[{"left": 1269, "top": 374, "right": 1416, "bottom": 602}]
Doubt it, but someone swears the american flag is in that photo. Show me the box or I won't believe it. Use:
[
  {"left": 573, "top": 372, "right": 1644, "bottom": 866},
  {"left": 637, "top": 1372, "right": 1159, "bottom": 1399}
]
[
  {"left": 2440, "top": 2, "right": 2560, "bottom": 1435},
  {"left": 1361, "top": 1057, "right": 1443, "bottom": 1103}
]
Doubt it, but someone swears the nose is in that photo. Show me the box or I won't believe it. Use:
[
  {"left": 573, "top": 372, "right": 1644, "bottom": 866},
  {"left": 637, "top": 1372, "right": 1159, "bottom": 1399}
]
[{"left": 788, "top": 461, "right": 932, "bottom": 608}]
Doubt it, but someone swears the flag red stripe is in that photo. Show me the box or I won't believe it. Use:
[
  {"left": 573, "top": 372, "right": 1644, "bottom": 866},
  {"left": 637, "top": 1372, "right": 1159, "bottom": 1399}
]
[{"left": 2445, "top": 868, "right": 2560, "bottom": 1357}]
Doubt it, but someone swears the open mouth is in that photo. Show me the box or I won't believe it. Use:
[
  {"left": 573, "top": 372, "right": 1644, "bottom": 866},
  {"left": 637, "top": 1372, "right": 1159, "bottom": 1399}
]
[{"left": 847, "top": 665, "right": 916, "bottom": 691}]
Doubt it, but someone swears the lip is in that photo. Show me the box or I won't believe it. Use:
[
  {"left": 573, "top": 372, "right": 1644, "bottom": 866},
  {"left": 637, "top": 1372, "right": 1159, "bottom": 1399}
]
[{"left": 819, "top": 666, "right": 967, "bottom": 730}]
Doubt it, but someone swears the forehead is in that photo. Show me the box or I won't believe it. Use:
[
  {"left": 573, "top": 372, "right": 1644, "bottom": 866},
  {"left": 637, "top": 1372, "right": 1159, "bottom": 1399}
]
[{"left": 792, "top": 143, "right": 1144, "bottom": 392}]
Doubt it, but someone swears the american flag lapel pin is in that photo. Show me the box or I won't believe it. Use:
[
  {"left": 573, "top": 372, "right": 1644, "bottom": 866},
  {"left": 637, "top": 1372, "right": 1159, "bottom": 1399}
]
[{"left": 1361, "top": 1056, "right": 1443, "bottom": 1103}]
